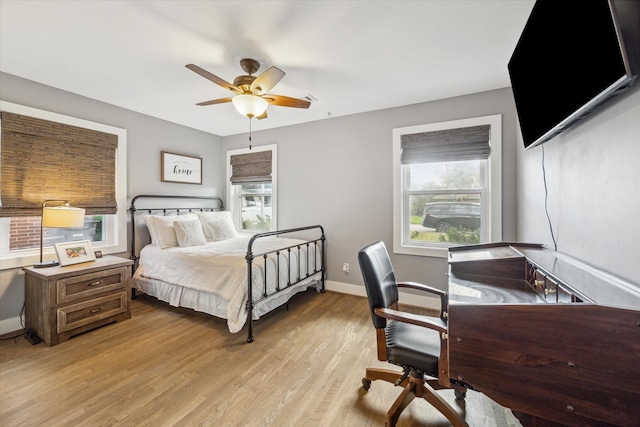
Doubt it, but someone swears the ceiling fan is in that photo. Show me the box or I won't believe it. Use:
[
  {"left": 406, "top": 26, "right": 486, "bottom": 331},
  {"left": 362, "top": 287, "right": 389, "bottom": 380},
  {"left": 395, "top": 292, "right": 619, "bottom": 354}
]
[{"left": 186, "top": 59, "right": 311, "bottom": 120}]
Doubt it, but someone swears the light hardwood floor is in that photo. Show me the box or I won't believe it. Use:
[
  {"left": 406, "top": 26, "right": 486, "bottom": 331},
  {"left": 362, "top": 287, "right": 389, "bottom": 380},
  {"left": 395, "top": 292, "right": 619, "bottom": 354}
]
[{"left": 1, "top": 290, "right": 522, "bottom": 426}]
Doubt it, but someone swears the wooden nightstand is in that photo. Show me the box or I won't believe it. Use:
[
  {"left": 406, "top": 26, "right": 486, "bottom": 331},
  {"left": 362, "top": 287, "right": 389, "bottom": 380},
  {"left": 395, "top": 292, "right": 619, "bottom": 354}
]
[{"left": 22, "top": 255, "right": 133, "bottom": 346}]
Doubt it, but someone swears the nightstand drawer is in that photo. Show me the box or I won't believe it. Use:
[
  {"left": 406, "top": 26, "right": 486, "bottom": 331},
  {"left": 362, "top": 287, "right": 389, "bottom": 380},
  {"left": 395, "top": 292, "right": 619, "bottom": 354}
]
[
  {"left": 57, "top": 267, "right": 128, "bottom": 304},
  {"left": 57, "top": 291, "right": 128, "bottom": 334}
]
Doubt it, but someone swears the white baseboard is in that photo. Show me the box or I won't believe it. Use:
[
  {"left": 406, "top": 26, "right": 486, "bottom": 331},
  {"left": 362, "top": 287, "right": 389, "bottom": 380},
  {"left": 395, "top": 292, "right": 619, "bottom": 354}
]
[
  {"left": 0, "top": 281, "right": 439, "bottom": 335},
  {"left": 0, "top": 316, "right": 23, "bottom": 336},
  {"left": 326, "top": 280, "right": 441, "bottom": 311}
]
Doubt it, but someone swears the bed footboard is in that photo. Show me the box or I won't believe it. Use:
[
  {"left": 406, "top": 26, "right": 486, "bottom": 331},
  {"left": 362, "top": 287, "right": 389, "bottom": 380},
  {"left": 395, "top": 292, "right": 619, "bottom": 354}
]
[{"left": 245, "top": 225, "right": 326, "bottom": 342}]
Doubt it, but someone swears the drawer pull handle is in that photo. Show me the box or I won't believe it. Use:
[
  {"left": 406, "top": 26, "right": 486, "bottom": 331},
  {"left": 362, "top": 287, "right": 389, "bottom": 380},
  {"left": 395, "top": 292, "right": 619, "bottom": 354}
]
[
  {"left": 88, "top": 281, "right": 102, "bottom": 287},
  {"left": 89, "top": 307, "right": 101, "bottom": 314}
]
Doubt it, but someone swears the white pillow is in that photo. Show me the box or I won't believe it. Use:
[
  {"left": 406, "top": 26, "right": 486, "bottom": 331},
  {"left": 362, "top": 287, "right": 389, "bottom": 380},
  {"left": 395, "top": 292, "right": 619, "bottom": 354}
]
[
  {"left": 197, "top": 211, "right": 238, "bottom": 242},
  {"left": 142, "top": 215, "right": 159, "bottom": 245},
  {"left": 174, "top": 219, "right": 206, "bottom": 247},
  {"left": 147, "top": 213, "right": 198, "bottom": 248}
]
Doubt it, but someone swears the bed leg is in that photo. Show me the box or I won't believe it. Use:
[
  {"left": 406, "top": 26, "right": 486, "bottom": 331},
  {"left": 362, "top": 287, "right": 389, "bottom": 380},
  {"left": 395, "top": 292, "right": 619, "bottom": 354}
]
[
  {"left": 247, "top": 320, "right": 254, "bottom": 343},
  {"left": 247, "top": 301, "right": 254, "bottom": 343}
]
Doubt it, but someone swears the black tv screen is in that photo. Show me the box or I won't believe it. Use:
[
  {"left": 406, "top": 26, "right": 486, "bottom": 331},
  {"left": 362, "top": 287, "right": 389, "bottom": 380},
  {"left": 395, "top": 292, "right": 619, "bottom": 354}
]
[{"left": 508, "top": 0, "right": 639, "bottom": 149}]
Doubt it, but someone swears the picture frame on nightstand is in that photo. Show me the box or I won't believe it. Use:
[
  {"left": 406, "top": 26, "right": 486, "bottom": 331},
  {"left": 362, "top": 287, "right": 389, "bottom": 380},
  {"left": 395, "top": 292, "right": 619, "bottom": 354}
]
[{"left": 54, "top": 240, "right": 97, "bottom": 266}]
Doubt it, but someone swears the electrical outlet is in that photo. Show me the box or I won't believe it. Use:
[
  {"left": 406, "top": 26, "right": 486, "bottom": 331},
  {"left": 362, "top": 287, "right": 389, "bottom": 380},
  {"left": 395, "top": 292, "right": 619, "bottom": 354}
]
[{"left": 342, "top": 263, "right": 349, "bottom": 273}]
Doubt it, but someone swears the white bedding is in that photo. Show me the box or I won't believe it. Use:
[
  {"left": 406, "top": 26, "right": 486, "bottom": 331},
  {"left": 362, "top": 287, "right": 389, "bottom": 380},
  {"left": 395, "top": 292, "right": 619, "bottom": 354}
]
[{"left": 132, "top": 235, "right": 321, "bottom": 333}]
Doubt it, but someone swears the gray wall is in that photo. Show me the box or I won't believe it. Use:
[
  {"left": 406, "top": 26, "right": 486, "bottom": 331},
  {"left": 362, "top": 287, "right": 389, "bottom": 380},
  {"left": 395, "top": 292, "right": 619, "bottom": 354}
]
[
  {"left": 2, "top": 70, "right": 637, "bottom": 332},
  {"left": 4, "top": 65, "right": 637, "bottom": 334},
  {"left": 223, "top": 87, "right": 520, "bottom": 290},
  {"left": 517, "top": 85, "right": 640, "bottom": 285},
  {"left": 0, "top": 72, "right": 223, "bottom": 331}
]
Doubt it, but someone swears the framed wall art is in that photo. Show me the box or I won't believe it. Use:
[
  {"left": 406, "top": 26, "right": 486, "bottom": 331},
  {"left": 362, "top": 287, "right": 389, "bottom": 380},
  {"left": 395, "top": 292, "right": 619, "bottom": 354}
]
[
  {"left": 161, "top": 151, "right": 202, "bottom": 184},
  {"left": 55, "top": 240, "right": 97, "bottom": 266}
]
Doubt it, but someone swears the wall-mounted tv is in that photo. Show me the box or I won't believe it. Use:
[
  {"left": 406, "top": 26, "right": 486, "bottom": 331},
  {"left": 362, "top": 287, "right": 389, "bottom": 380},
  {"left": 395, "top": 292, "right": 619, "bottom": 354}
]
[{"left": 508, "top": 0, "right": 640, "bottom": 149}]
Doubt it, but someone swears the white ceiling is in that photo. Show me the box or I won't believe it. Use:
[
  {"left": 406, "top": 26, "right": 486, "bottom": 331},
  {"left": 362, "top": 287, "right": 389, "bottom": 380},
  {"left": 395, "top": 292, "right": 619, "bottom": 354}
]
[{"left": 0, "top": 0, "right": 534, "bottom": 137}]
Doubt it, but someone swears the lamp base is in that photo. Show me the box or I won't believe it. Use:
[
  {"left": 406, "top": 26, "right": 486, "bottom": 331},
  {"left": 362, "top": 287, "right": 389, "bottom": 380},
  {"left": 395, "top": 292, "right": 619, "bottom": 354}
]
[{"left": 33, "top": 260, "right": 59, "bottom": 268}]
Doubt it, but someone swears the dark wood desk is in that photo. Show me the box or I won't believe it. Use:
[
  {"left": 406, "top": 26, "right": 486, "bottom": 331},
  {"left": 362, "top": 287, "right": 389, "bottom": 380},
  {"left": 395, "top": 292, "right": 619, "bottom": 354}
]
[{"left": 446, "top": 243, "right": 640, "bottom": 427}]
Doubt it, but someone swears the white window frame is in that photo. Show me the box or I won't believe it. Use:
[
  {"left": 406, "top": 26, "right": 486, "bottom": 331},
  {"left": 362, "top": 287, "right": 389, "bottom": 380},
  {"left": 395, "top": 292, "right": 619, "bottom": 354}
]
[
  {"left": 226, "top": 144, "right": 277, "bottom": 233},
  {"left": 0, "top": 101, "right": 127, "bottom": 270},
  {"left": 392, "top": 114, "right": 502, "bottom": 258}
]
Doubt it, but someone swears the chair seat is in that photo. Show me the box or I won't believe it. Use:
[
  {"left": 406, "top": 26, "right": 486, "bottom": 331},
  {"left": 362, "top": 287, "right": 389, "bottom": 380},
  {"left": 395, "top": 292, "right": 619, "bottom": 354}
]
[{"left": 386, "top": 319, "right": 440, "bottom": 376}]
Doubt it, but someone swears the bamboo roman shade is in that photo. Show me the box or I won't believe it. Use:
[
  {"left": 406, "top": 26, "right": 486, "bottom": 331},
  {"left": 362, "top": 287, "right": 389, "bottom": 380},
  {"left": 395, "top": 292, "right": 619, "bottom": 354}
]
[
  {"left": 229, "top": 151, "right": 272, "bottom": 184},
  {"left": 0, "top": 112, "right": 118, "bottom": 217},
  {"left": 400, "top": 125, "right": 491, "bottom": 164}
]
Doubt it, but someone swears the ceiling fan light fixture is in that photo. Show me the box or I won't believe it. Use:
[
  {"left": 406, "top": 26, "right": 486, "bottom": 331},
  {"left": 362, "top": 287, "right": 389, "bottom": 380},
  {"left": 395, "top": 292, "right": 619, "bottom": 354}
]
[{"left": 232, "top": 94, "right": 268, "bottom": 118}]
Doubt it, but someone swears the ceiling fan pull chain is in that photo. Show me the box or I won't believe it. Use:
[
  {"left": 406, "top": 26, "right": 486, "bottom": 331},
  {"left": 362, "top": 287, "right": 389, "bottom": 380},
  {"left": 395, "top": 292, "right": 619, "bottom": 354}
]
[{"left": 249, "top": 117, "right": 252, "bottom": 150}]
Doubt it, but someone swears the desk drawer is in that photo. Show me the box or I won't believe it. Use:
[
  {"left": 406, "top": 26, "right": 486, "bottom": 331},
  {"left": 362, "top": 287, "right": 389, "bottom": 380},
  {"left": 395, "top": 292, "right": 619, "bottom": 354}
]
[
  {"left": 57, "top": 291, "right": 127, "bottom": 333},
  {"left": 57, "top": 267, "right": 128, "bottom": 304}
]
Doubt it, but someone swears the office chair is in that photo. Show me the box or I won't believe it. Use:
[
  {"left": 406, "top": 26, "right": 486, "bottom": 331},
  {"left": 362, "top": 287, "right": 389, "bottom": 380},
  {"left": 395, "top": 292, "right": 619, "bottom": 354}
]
[{"left": 358, "top": 241, "right": 468, "bottom": 427}]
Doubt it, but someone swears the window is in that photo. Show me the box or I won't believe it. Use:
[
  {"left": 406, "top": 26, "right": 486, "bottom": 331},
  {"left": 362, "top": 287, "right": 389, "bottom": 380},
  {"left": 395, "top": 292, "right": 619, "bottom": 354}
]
[
  {"left": 8, "top": 215, "right": 107, "bottom": 251},
  {"left": 0, "top": 101, "right": 127, "bottom": 269},
  {"left": 226, "top": 145, "right": 277, "bottom": 232},
  {"left": 239, "top": 183, "right": 272, "bottom": 230},
  {"left": 393, "top": 115, "right": 502, "bottom": 257}
]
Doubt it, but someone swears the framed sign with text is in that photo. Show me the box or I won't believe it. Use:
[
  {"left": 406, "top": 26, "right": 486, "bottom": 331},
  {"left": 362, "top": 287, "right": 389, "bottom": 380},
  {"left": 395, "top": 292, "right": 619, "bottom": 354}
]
[{"left": 161, "top": 151, "right": 202, "bottom": 184}]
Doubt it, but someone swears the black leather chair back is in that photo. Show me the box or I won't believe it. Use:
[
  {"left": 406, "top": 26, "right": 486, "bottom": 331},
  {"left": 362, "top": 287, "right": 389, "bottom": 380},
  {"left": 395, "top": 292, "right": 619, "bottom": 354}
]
[{"left": 358, "top": 241, "right": 399, "bottom": 329}]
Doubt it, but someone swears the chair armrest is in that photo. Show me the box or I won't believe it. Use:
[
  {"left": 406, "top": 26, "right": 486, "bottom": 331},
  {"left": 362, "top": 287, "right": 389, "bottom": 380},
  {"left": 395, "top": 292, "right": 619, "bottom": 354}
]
[
  {"left": 398, "top": 281, "right": 446, "bottom": 297},
  {"left": 397, "top": 281, "right": 449, "bottom": 317},
  {"left": 374, "top": 307, "right": 447, "bottom": 334}
]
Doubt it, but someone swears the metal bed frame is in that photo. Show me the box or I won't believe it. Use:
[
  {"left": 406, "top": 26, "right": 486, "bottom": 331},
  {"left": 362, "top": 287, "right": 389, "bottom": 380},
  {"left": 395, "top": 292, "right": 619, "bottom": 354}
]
[{"left": 128, "top": 194, "right": 326, "bottom": 342}]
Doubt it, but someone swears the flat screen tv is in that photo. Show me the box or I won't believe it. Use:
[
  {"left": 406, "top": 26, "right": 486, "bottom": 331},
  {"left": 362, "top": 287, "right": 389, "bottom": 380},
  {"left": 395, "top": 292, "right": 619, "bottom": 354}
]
[{"left": 508, "top": 0, "right": 640, "bottom": 149}]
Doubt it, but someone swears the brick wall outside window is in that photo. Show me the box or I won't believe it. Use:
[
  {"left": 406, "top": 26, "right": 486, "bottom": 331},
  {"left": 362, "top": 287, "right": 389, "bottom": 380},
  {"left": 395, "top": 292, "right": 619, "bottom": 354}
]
[
  {"left": 9, "top": 217, "right": 42, "bottom": 251},
  {"left": 9, "top": 216, "right": 102, "bottom": 251}
]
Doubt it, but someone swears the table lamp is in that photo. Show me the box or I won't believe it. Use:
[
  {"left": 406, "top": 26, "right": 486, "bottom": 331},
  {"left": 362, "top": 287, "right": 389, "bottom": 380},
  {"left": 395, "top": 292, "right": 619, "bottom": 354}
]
[{"left": 34, "top": 200, "right": 86, "bottom": 268}]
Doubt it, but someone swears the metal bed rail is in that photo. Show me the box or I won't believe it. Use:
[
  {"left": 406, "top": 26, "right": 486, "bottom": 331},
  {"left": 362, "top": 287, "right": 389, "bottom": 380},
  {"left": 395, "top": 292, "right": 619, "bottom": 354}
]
[{"left": 245, "top": 225, "right": 326, "bottom": 342}]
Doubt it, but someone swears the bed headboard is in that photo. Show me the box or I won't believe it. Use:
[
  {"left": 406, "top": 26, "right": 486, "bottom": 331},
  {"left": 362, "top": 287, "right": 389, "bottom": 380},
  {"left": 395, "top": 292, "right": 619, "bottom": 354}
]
[{"left": 128, "top": 194, "right": 224, "bottom": 270}]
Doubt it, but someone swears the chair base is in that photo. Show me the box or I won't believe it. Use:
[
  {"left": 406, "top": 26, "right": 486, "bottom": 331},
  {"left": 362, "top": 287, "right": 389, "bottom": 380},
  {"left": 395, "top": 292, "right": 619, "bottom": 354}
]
[{"left": 363, "top": 367, "right": 468, "bottom": 427}]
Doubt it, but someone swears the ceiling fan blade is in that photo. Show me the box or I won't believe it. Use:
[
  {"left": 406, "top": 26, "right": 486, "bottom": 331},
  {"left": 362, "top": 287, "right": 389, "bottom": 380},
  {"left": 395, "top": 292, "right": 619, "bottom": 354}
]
[
  {"left": 196, "top": 97, "right": 233, "bottom": 106},
  {"left": 186, "top": 64, "right": 241, "bottom": 94},
  {"left": 250, "top": 66, "right": 285, "bottom": 95},
  {"left": 257, "top": 111, "right": 268, "bottom": 120},
  {"left": 265, "top": 94, "right": 311, "bottom": 109}
]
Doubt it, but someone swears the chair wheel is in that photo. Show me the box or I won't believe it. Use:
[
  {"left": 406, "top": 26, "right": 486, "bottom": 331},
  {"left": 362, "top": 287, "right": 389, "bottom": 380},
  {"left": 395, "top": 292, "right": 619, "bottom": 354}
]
[
  {"left": 454, "top": 390, "right": 466, "bottom": 399},
  {"left": 362, "top": 378, "right": 371, "bottom": 390}
]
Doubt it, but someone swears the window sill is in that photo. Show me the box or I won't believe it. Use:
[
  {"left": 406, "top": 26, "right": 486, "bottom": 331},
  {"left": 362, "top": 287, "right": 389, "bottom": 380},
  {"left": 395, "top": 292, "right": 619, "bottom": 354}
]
[{"left": 393, "top": 243, "right": 449, "bottom": 258}]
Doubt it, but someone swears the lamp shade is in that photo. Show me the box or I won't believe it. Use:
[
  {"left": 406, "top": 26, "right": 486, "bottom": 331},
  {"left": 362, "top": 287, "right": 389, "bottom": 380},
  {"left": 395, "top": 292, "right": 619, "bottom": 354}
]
[
  {"left": 232, "top": 94, "right": 268, "bottom": 118},
  {"left": 42, "top": 206, "right": 85, "bottom": 228}
]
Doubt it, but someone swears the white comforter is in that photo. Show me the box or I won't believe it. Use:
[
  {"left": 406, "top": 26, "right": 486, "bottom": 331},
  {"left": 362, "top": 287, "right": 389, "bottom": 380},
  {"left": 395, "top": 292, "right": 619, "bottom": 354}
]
[{"left": 133, "top": 236, "right": 320, "bottom": 332}]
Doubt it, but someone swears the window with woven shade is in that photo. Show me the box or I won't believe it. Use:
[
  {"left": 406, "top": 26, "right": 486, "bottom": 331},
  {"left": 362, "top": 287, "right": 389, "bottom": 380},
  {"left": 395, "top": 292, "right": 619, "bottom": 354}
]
[
  {"left": 0, "top": 102, "right": 127, "bottom": 268},
  {"left": 0, "top": 112, "right": 118, "bottom": 217},
  {"left": 399, "top": 125, "right": 491, "bottom": 164},
  {"left": 229, "top": 150, "right": 272, "bottom": 184},
  {"left": 393, "top": 115, "right": 502, "bottom": 257},
  {"left": 227, "top": 145, "right": 277, "bottom": 232}
]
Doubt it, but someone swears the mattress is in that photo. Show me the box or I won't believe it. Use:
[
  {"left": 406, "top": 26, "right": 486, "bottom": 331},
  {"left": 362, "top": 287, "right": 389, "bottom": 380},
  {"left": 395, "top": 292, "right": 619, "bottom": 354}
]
[{"left": 132, "top": 235, "right": 322, "bottom": 332}]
